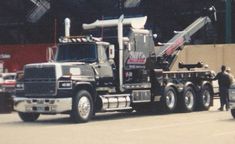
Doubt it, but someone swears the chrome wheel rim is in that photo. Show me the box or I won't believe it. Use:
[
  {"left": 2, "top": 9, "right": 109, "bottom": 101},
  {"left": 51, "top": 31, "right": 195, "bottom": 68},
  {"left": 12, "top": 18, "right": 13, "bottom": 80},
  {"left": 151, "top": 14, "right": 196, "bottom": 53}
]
[
  {"left": 166, "top": 90, "right": 176, "bottom": 109},
  {"left": 78, "top": 96, "right": 91, "bottom": 119},
  {"left": 185, "top": 90, "right": 194, "bottom": 109},
  {"left": 202, "top": 90, "right": 210, "bottom": 107}
]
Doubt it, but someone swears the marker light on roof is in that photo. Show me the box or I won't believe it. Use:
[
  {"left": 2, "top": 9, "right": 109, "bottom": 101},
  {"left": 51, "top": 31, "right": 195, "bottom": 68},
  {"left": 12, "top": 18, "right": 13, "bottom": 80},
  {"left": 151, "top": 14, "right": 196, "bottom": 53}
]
[{"left": 77, "top": 38, "right": 81, "bottom": 42}]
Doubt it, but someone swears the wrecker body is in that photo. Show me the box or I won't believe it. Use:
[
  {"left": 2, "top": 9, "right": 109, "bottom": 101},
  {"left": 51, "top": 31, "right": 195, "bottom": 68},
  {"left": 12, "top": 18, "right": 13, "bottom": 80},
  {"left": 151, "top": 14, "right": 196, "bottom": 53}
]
[{"left": 14, "top": 8, "right": 217, "bottom": 123}]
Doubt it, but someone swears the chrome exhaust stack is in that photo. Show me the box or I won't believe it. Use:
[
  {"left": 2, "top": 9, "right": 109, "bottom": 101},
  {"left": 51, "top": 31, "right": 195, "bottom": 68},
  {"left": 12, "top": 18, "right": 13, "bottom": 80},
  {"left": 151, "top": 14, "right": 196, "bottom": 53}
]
[{"left": 64, "top": 18, "right": 71, "bottom": 37}]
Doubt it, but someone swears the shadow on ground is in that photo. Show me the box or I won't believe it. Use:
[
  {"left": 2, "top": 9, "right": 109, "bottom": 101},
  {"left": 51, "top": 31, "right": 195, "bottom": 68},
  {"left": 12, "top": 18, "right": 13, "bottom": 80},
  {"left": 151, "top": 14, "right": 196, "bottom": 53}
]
[{"left": 1, "top": 111, "right": 176, "bottom": 126}]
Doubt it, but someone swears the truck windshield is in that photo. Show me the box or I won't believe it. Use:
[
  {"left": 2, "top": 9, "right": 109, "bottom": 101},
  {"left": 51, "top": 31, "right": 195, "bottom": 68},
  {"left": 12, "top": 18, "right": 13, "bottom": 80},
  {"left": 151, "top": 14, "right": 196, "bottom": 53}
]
[{"left": 56, "top": 43, "right": 97, "bottom": 62}]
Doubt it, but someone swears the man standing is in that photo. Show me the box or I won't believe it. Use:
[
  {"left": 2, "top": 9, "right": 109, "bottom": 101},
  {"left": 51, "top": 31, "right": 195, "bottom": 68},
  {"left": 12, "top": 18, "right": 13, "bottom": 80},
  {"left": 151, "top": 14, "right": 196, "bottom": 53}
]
[{"left": 214, "top": 65, "right": 232, "bottom": 111}]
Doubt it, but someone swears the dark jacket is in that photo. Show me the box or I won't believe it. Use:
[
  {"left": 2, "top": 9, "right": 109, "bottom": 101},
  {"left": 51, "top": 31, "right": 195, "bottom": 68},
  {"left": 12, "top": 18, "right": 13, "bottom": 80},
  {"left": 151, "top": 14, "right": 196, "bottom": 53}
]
[{"left": 214, "top": 72, "right": 231, "bottom": 89}]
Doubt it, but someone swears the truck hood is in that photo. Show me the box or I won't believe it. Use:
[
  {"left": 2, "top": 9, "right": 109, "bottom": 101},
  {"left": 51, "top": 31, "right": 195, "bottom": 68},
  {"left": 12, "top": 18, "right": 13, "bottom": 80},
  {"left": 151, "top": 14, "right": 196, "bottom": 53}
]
[
  {"left": 25, "top": 61, "right": 85, "bottom": 67},
  {"left": 24, "top": 62, "right": 95, "bottom": 80}
]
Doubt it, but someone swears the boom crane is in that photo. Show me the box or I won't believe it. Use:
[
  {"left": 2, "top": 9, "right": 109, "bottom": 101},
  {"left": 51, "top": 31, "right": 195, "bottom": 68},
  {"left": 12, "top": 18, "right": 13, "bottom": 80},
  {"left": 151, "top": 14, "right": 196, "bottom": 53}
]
[{"left": 154, "top": 7, "right": 217, "bottom": 70}]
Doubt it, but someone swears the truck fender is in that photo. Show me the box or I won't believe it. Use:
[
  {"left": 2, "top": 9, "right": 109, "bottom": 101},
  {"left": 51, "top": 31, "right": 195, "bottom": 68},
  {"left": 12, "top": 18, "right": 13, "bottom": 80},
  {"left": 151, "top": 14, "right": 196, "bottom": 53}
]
[
  {"left": 165, "top": 82, "right": 179, "bottom": 94},
  {"left": 165, "top": 82, "right": 176, "bottom": 88},
  {"left": 201, "top": 81, "right": 214, "bottom": 93},
  {"left": 183, "top": 81, "right": 197, "bottom": 92},
  {"left": 73, "top": 82, "right": 97, "bottom": 103}
]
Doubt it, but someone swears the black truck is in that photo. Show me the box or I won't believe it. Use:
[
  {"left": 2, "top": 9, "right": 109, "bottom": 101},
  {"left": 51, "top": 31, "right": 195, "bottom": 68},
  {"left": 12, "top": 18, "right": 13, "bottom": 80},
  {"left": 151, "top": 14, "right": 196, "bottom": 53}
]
[{"left": 13, "top": 8, "right": 217, "bottom": 123}]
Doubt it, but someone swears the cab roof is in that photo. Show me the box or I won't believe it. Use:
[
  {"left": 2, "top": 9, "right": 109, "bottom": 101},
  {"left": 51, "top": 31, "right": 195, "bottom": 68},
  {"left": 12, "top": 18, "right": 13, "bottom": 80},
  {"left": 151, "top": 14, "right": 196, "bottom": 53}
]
[{"left": 59, "top": 35, "right": 109, "bottom": 45}]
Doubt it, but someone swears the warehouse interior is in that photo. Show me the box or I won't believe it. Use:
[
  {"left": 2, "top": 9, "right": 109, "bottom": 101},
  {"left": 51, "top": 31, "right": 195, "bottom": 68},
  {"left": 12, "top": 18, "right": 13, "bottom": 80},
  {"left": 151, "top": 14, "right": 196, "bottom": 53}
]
[{"left": 0, "top": 0, "right": 234, "bottom": 44}]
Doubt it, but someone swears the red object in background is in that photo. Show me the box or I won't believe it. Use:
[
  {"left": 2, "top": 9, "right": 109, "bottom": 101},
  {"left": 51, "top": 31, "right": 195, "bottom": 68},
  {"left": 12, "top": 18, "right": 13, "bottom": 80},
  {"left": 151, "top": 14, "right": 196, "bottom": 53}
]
[{"left": 0, "top": 44, "right": 54, "bottom": 72}]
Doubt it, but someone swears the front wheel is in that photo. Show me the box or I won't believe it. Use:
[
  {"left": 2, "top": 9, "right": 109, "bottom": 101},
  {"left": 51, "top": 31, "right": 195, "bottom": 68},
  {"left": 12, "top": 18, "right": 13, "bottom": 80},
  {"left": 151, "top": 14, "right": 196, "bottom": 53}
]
[
  {"left": 231, "top": 109, "right": 235, "bottom": 119},
  {"left": 70, "top": 90, "right": 93, "bottom": 123},
  {"left": 18, "top": 112, "right": 40, "bottom": 122}
]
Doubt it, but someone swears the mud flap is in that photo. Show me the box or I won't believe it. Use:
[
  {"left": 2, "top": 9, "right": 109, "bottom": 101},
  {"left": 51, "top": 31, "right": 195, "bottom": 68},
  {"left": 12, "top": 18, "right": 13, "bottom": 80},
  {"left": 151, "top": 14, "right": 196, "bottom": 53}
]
[{"left": 0, "top": 92, "right": 13, "bottom": 114}]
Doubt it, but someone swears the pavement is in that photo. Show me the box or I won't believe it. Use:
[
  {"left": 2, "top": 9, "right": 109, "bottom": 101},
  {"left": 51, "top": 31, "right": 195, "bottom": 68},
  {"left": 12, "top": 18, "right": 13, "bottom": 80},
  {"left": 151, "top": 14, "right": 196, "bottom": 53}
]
[{"left": 0, "top": 98, "right": 234, "bottom": 144}]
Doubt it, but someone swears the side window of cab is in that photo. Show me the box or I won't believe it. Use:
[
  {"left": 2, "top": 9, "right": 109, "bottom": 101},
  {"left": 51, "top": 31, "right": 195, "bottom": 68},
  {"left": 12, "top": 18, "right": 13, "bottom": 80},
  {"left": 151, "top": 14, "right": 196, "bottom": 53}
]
[{"left": 98, "top": 44, "right": 108, "bottom": 63}]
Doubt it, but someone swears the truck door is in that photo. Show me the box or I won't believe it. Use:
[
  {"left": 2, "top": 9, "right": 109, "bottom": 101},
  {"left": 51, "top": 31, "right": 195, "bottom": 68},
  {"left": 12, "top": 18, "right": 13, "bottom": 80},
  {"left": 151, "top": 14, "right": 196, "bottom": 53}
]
[{"left": 96, "top": 44, "right": 114, "bottom": 86}]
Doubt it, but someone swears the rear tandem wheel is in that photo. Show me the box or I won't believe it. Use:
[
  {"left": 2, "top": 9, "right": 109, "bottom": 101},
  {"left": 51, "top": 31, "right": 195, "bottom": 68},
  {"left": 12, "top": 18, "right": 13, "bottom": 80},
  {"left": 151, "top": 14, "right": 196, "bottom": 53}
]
[
  {"left": 197, "top": 85, "right": 212, "bottom": 111},
  {"left": 160, "top": 86, "right": 178, "bottom": 113},
  {"left": 179, "top": 86, "right": 196, "bottom": 112}
]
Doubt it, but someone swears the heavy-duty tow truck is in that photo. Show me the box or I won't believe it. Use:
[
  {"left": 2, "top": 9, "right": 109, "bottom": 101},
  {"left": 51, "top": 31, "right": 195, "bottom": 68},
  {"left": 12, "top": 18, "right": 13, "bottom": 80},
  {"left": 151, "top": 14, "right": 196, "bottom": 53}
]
[{"left": 13, "top": 7, "right": 217, "bottom": 123}]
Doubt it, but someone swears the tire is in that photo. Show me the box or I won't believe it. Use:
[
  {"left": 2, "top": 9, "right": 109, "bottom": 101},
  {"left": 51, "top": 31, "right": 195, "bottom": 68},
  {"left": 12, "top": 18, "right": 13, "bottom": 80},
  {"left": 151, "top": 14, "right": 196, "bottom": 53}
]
[
  {"left": 179, "top": 86, "right": 196, "bottom": 112},
  {"left": 70, "top": 90, "right": 93, "bottom": 123},
  {"left": 160, "top": 86, "right": 177, "bottom": 113},
  {"left": 18, "top": 112, "right": 40, "bottom": 122},
  {"left": 197, "top": 85, "right": 212, "bottom": 111},
  {"left": 231, "top": 109, "right": 235, "bottom": 119}
]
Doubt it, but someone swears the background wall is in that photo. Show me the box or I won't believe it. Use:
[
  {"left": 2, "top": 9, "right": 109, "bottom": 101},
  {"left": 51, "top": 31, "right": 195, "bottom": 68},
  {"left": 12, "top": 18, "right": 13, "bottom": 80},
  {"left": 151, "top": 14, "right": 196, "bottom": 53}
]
[{"left": 171, "top": 44, "right": 235, "bottom": 76}]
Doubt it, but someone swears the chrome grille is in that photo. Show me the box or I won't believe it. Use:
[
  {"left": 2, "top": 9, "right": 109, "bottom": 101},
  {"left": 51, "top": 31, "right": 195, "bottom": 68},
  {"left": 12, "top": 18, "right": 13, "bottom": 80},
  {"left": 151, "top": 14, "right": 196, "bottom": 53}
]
[
  {"left": 24, "top": 81, "right": 56, "bottom": 96},
  {"left": 24, "top": 65, "right": 56, "bottom": 80},
  {"left": 24, "top": 65, "right": 56, "bottom": 96}
]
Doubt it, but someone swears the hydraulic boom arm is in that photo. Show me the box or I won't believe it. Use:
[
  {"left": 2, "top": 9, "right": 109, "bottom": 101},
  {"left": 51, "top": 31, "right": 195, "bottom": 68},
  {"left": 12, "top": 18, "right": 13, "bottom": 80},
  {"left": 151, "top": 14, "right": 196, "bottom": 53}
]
[
  {"left": 155, "top": 17, "right": 211, "bottom": 57},
  {"left": 154, "top": 6, "right": 216, "bottom": 70}
]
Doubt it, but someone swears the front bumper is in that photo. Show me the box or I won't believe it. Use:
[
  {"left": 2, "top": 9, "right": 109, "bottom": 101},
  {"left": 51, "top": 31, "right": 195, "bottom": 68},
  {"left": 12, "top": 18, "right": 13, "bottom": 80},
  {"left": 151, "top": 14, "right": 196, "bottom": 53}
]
[{"left": 13, "top": 96, "right": 72, "bottom": 113}]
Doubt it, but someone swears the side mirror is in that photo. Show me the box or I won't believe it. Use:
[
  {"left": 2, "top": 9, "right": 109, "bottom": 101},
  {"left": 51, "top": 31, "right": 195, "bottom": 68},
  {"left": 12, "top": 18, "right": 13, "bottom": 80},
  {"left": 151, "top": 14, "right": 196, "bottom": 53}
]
[{"left": 109, "top": 45, "right": 115, "bottom": 59}]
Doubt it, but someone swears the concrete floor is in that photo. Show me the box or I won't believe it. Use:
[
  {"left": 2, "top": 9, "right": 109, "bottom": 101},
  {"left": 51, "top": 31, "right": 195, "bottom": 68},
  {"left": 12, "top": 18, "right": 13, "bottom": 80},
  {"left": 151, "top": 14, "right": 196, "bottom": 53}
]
[{"left": 0, "top": 99, "right": 235, "bottom": 144}]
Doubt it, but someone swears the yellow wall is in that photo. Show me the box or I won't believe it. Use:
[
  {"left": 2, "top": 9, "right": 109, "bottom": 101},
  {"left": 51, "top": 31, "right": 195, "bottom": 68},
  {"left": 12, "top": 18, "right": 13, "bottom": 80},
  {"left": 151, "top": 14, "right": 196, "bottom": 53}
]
[{"left": 171, "top": 44, "right": 235, "bottom": 76}]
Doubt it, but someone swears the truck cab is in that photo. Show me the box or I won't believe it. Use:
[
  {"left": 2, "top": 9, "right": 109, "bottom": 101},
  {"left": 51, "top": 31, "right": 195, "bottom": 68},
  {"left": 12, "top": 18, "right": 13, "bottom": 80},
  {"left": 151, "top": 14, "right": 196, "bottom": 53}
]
[
  {"left": 56, "top": 39, "right": 115, "bottom": 87},
  {"left": 14, "top": 36, "right": 120, "bottom": 122}
]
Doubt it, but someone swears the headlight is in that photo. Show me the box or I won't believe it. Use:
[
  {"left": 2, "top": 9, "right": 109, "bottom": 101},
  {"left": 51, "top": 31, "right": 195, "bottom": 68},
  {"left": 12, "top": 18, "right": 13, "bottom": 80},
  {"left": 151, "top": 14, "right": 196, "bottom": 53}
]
[
  {"left": 58, "top": 81, "right": 72, "bottom": 89},
  {"left": 16, "top": 83, "right": 24, "bottom": 90}
]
